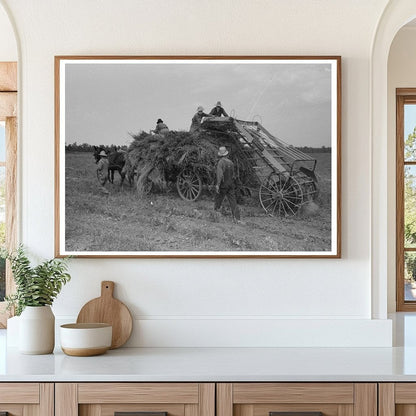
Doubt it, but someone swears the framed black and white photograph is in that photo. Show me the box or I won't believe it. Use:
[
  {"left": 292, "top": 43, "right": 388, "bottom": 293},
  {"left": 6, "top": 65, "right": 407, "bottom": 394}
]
[{"left": 55, "top": 56, "right": 341, "bottom": 258}]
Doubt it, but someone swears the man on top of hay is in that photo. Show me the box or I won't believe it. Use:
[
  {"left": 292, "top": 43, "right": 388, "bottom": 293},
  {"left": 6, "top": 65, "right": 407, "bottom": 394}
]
[
  {"left": 152, "top": 118, "right": 170, "bottom": 136},
  {"left": 215, "top": 146, "right": 241, "bottom": 223},
  {"left": 209, "top": 101, "right": 228, "bottom": 117},
  {"left": 189, "top": 106, "right": 213, "bottom": 133}
]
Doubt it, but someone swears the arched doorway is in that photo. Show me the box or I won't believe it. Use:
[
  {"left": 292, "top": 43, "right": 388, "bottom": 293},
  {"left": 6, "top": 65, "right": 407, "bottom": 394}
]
[
  {"left": 388, "top": 22, "right": 416, "bottom": 312},
  {"left": 371, "top": 1, "right": 416, "bottom": 318}
]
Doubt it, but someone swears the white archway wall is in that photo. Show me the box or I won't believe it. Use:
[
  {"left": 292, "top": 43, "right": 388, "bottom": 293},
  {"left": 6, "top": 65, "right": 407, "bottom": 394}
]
[
  {"left": 0, "top": 2, "right": 17, "bottom": 61},
  {"left": 371, "top": 0, "right": 416, "bottom": 317},
  {"left": 387, "top": 26, "right": 416, "bottom": 312},
  {"left": 0, "top": 0, "right": 396, "bottom": 347}
]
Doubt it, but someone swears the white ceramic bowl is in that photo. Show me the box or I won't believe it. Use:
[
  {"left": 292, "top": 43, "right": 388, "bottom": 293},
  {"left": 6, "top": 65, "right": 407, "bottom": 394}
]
[{"left": 60, "top": 323, "right": 112, "bottom": 356}]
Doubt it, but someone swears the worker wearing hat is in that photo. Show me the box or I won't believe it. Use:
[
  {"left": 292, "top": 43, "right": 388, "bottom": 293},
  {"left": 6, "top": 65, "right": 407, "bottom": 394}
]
[
  {"left": 152, "top": 118, "right": 170, "bottom": 136},
  {"left": 215, "top": 146, "right": 241, "bottom": 223},
  {"left": 96, "top": 150, "right": 110, "bottom": 195},
  {"left": 210, "top": 101, "right": 228, "bottom": 117},
  {"left": 189, "top": 106, "right": 213, "bottom": 133}
]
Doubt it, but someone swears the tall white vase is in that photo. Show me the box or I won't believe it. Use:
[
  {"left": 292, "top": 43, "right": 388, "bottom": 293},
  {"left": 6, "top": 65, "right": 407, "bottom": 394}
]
[
  {"left": 6, "top": 315, "right": 20, "bottom": 347},
  {"left": 19, "top": 306, "right": 55, "bottom": 354}
]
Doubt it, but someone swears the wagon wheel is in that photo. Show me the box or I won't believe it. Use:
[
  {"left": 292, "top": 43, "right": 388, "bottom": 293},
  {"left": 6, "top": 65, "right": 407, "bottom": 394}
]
[
  {"left": 176, "top": 168, "right": 202, "bottom": 201},
  {"left": 259, "top": 172, "right": 303, "bottom": 216}
]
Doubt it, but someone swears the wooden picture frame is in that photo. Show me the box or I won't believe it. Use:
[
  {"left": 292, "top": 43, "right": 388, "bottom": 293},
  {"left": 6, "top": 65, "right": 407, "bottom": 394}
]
[{"left": 55, "top": 56, "right": 341, "bottom": 258}]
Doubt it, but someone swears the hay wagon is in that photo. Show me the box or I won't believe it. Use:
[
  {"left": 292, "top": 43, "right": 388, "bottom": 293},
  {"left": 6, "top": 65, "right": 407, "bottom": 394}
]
[{"left": 175, "top": 117, "right": 319, "bottom": 216}]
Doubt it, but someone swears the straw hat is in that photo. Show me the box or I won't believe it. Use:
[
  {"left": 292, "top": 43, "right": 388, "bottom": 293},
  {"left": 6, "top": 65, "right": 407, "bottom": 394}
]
[
  {"left": 99, "top": 150, "right": 107, "bottom": 157},
  {"left": 218, "top": 146, "right": 228, "bottom": 157}
]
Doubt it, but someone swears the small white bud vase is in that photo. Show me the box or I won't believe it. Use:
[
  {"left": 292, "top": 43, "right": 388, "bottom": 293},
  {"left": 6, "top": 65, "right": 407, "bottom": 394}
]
[{"left": 18, "top": 306, "right": 55, "bottom": 354}]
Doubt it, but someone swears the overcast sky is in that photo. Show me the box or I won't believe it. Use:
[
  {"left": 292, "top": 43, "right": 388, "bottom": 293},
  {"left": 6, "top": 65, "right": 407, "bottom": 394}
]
[
  {"left": 406, "top": 104, "right": 416, "bottom": 138},
  {"left": 64, "top": 60, "right": 333, "bottom": 147}
]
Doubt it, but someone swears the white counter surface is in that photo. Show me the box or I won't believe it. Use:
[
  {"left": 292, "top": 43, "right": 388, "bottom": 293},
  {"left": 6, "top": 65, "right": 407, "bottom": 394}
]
[
  {"left": 1, "top": 314, "right": 415, "bottom": 383},
  {"left": 1, "top": 345, "right": 416, "bottom": 382}
]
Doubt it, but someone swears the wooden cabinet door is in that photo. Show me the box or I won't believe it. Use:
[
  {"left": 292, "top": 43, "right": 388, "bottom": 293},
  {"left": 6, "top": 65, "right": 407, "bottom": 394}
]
[
  {"left": 0, "top": 383, "right": 53, "bottom": 416},
  {"left": 217, "top": 383, "right": 377, "bottom": 416},
  {"left": 55, "top": 383, "right": 215, "bottom": 416},
  {"left": 379, "top": 383, "right": 416, "bottom": 416}
]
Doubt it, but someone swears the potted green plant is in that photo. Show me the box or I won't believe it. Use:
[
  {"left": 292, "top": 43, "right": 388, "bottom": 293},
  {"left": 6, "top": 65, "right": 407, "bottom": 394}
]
[{"left": 4, "top": 246, "right": 71, "bottom": 354}]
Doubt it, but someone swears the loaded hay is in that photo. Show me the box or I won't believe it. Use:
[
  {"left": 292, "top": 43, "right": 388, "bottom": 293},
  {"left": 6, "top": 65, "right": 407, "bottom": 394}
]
[{"left": 125, "top": 129, "right": 255, "bottom": 197}]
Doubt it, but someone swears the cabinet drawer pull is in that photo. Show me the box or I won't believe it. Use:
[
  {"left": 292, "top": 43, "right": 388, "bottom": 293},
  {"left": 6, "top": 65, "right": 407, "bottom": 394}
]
[
  {"left": 270, "top": 413, "right": 323, "bottom": 416},
  {"left": 115, "top": 412, "right": 168, "bottom": 416}
]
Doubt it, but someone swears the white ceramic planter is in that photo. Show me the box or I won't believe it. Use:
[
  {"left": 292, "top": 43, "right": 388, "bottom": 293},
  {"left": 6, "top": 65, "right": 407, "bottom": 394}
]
[{"left": 19, "top": 305, "right": 55, "bottom": 354}]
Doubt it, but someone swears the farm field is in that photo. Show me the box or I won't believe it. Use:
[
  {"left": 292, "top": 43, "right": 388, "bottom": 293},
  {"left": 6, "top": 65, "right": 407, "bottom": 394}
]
[{"left": 64, "top": 152, "right": 333, "bottom": 253}]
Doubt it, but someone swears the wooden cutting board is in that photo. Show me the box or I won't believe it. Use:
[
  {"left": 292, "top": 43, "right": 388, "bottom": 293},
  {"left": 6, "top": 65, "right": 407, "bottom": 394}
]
[{"left": 76, "top": 281, "right": 133, "bottom": 349}]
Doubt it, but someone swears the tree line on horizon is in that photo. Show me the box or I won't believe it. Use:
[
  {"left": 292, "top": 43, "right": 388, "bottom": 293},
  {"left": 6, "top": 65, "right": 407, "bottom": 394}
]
[{"left": 65, "top": 141, "right": 331, "bottom": 153}]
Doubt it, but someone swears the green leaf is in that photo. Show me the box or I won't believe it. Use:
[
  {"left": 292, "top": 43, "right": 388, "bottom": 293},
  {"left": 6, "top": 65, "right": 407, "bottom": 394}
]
[{"left": 6, "top": 245, "right": 71, "bottom": 315}]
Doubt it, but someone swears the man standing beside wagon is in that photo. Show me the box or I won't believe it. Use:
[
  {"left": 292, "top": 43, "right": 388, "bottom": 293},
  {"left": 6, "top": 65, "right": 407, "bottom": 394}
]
[{"left": 215, "top": 146, "right": 241, "bottom": 223}]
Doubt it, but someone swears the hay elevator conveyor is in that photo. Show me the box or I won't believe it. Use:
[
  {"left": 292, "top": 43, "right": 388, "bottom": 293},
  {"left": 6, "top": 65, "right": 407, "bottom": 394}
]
[{"left": 201, "top": 117, "right": 319, "bottom": 216}]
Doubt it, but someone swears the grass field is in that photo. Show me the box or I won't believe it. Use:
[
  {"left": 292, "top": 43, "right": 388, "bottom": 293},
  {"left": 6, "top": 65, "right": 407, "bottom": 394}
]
[{"left": 64, "top": 151, "right": 333, "bottom": 253}]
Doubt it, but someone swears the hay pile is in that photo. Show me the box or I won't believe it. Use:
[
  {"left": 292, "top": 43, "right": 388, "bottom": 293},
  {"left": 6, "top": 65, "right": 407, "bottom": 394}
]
[{"left": 126, "top": 129, "right": 254, "bottom": 196}]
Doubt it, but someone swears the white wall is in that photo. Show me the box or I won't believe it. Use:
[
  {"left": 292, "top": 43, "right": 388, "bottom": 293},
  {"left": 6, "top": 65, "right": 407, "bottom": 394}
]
[
  {"left": 387, "top": 26, "right": 416, "bottom": 312},
  {"left": 0, "top": 3, "right": 16, "bottom": 61},
  {"left": 0, "top": 0, "right": 393, "bottom": 347}
]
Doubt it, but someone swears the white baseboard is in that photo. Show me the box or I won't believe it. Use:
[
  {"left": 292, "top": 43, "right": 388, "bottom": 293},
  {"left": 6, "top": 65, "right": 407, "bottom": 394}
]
[{"left": 54, "top": 317, "right": 392, "bottom": 348}]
